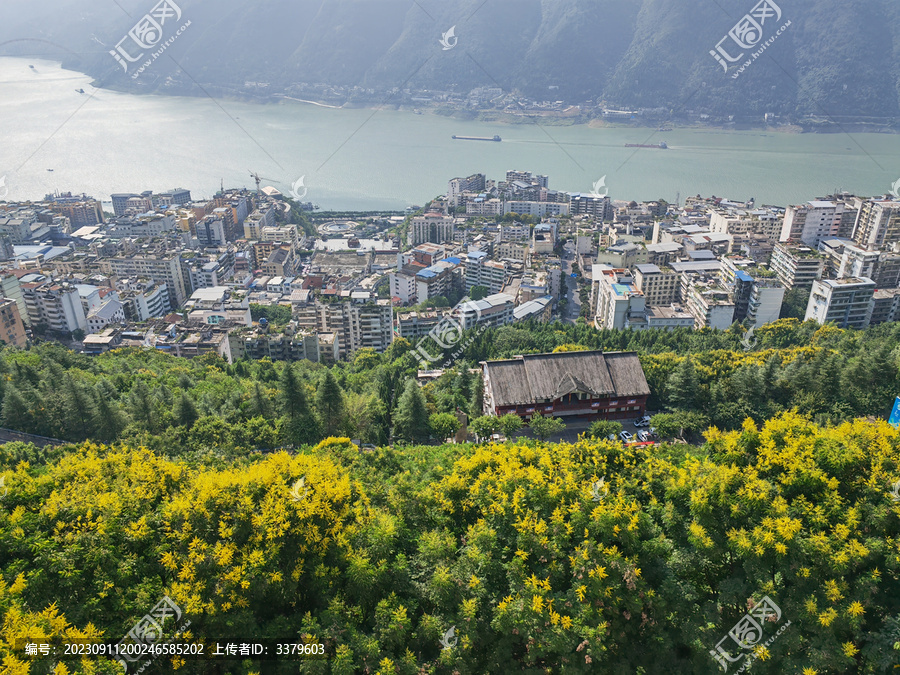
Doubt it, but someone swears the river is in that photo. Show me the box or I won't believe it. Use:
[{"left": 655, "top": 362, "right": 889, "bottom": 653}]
[{"left": 1, "top": 57, "right": 899, "bottom": 210}]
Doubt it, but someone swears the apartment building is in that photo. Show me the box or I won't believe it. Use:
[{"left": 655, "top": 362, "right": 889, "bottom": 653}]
[
  {"left": 117, "top": 279, "right": 171, "bottom": 321},
  {"left": 805, "top": 277, "right": 876, "bottom": 329},
  {"left": 22, "top": 281, "right": 87, "bottom": 333},
  {"left": 389, "top": 272, "right": 418, "bottom": 305},
  {"left": 465, "top": 251, "right": 506, "bottom": 294},
  {"left": 456, "top": 293, "right": 515, "bottom": 331},
  {"left": 633, "top": 264, "right": 679, "bottom": 306},
  {"left": 0, "top": 298, "right": 27, "bottom": 347},
  {"left": 570, "top": 194, "right": 612, "bottom": 220},
  {"left": 416, "top": 257, "right": 463, "bottom": 301},
  {"left": 591, "top": 267, "right": 648, "bottom": 331},
  {"left": 102, "top": 253, "right": 189, "bottom": 308},
  {"left": 448, "top": 174, "right": 486, "bottom": 208},
  {"left": 770, "top": 243, "right": 824, "bottom": 290},
  {"left": 243, "top": 206, "right": 277, "bottom": 240},
  {"left": 504, "top": 201, "right": 570, "bottom": 218},
  {"left": 106, "top": 213, "right": 177, "bottom": 239},
  {"left": 868, "top": 289, "right": 900, "bottom": 326},
  {"left": 852, "top": 198, "right": 900, "bottom": 250},
  {"left": 780, "top": 200, "right": 851, "bottom": 247},
  {"left": 87, "top": 299, "right": 126, "bottom": 334},
  {"left": 746, "top": 281, "right": 786, "bottom": 328},
  {"left": 683, "top": 280, "right": 735, "bottom": 330},
  {"left": 497, "top": 241, "right": 530, "bottom": 264}
]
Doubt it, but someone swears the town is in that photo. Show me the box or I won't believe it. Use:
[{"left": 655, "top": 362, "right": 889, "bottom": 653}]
[{"left": 0, "top": 174, "right": 897, "bottom": 375}]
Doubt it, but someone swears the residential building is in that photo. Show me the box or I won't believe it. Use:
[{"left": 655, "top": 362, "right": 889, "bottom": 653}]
[
  {"left": 482, "top": 350, "right": 650, "bottom": 421},
  {"left": 396, "top": 311, "right": 445, "bottom": 339},
  {"left": 22, "top": 281, "right": 87, "bottom": 333},
  {"left": 195, "top": 217, "right": 228, "bottom": 247},
  {"left": 805, "top": 277, "right": 876, "bottom": 329},
  {"left": 504, "top": 201, "right": 570, "bottom": 218},
  {"left": 416, "top": 257, "right": 463, "bottom": 301},
  {"left": 86, "top": 298, "right": 126, "bottom": 333},
  {"left": 0, "top": 274, "right": 27, "bottom": 324},
  {"left": 770, "top": 243, "right": 824, "bottom": 290},
  {"left": 780, "top": 200, "right": 851, "bottom": 248},
  {"left": 683, "top": 279, "right": 736, "bottom": 330},
  {"left": 448, "top": 174, "right": 486, "bottom": 209},
  {"left": 633, "top": 264, "right": 679, "bottom": 306},
  {"left": 465, "top": 251, "right": 506, "bottom": 294},
  {"left": 242, "top": 206, "right": 277, "bottom": 240},
  {"left": 102, "top": 253, "right": 189, "bottom": 308},
  {"left": 868, "top": 289, "right": 900, "bottom": 325},
  {"left": 570, "top": 194, "right": 612, "bottom": 220},
  {"left": 746, "top": 281, "right": 786, "bottom": 327},
  {"left": 0, "top": 298, "right": 27, "bottom": 347},
  {"left": 852, "top": 198, "right": 900, "bottom": 250},
  {"left": 261, "top": 247, "right": 296, "bottom": 277},
  {"left": 117, "top": 279, "right": 171, "bottom": 321},
  {"left": 456, "top": 293, "right": 515, "bottom": 330},
  {"left": 497, "top": 241, "right": 530, "bottom": 264},
  {"left": 389, "top": 272, "right": 418, "bottom": 305}
]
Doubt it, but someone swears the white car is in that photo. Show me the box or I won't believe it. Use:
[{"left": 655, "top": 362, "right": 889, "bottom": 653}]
[
  {"left": 619, "top": 430, "right": 633, "bottom": 442},
  {"left": 633, "top": 416, "right": 652, "bottom": 427},
  {"left": 637, "top": 430, "right": 651, "bottom": 442}
]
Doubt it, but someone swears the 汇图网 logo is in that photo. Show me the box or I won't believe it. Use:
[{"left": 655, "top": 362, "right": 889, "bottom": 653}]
[
  {"left": 710, "top": 0, "right": 790, "bottom": 79},
  {"left": 109, "top": 0, "right": 192, "bottom": 80},
  {"left": 590, "top": 176, "right": 608, "bottom": 199},
  {"left": 290, "top": 176, "right": 308, "bottom": 201}
]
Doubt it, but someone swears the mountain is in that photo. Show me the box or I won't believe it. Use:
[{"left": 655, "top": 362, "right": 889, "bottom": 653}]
[{"left": 2, "top": 0, "right": 899, "bottom": 123}]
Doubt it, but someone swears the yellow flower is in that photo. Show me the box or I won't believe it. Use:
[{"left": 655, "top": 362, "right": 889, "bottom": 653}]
[
  {"left": 818, "top": 608, "right": 837, "bottom": 626},
  {"left": 841, "top": 642, "right": 859, "bottom": 658},
  {"left": 560, "top": 615, "right": 573, "bottom": 629},
  {"left": 847, "top": 601, "right": 864, "bottom": 618},
  {"left": 532, "top": 595, "right": 543, "bottom": 613},
  {"left": 802, "top": 669, "right": 818, "bottom": 675},
  {"left": 575, "top": 585, "right": 586, "bottom": 602}
]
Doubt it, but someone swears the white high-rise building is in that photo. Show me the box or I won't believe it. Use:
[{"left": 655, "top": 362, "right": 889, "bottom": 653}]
[{"left": 805, "top": 277, "right": 876, "bottom": 329}]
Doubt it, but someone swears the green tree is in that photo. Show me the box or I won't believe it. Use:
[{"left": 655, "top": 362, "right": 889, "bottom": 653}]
[
  {"left": 128, "top": 380, "right": 156, "bottom": 432},
  {"left": 469, "top": 415, "right": 499, "bottom": 442},
  {"left": 278, "top": 364, "right": 320, "bottom": 446},
  {"left": 470, "top": 285, "right": 489, "bottom": 301},
  {"left": 529, "top": 413, "right": 565, "bottom": 441},
  {"left": 668, "top": 357, "right": 699, "bottom": 410},
  {"left": 649, "top": 413, "right": 680, "bottom": 440},
  {"left": 498, "top": 413, "right": 524, "bottom": 439},
  {"left": 429, "top": 412, "right": 460, "bottom": 441},
  {"left": 587, "top": 419, "right": 623, "bottom": 439},
  {"left": 251, "top": 382, "right": 272, "bottom": 418},
  {"left": 63, "top": 376, "right": 97, "bottom": 440},
  {"left": 316, "top": 370, "right": 346, "bottom": 437},
  {"left": 1, "top": 385, "right": 31, "bottom": 432},
  {"left": 174, "top": 392, "right": 199, "bottom": 429},
  {"left": 393, "top": 380, "right": 429, "bottom": 443}
]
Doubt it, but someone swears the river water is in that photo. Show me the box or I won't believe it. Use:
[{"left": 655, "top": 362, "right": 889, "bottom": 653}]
[{"left": 1, "top": 58, "right": 899, "bottom": 210}]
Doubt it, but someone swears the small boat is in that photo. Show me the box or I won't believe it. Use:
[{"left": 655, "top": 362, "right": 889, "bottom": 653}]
[
  {"left": 76, "top": 88, "right": 85, "bottom": 94},
  {"left": 47, "top": 169, "right": 54, "bottom": 172},
  {"left": 29, "top": 65, "right": 35, "bottom": 69}
]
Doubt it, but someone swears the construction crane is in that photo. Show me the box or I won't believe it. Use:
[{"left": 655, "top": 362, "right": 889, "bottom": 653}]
[{"left": 249, "top": 171, "right": 279, "bottom": 196}]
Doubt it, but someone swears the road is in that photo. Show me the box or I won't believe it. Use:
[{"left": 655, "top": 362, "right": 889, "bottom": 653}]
[{"left": 561, "top": 240, "right": 582, "bottom": 323}]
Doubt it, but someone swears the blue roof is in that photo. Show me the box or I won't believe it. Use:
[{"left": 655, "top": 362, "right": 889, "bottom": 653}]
[
  {"left": 417, "top": 270, "right": 437, "bottom": 279},
  {"left": 445, "top": 256, "right": 462, "bottom": 265},
  {"left": 736, "top": 271, "right": 754, "bottom": 282}
]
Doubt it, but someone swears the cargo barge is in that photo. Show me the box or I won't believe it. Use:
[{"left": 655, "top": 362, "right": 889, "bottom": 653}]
[
  {"left": 625, "top": 141, "right": 668, "bottom": 149},
  {"left": 452, "top": 135, "right": 502, "bottom": 142}
]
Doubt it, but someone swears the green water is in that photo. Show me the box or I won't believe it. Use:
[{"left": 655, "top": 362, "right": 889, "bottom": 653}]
[{"left": 1, "top": 58, "right": 898, "bottom": 210}]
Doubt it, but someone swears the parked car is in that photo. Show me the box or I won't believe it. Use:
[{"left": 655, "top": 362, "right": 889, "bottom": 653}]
[
  {"left": 619, "top": 430, "right": 633, "bottom": 442},
  {"left": 637, "top": 430, "right": 651, "bottom": 442},
  {"left": 633, "top": 415, "right": 652, "bottom": 427}
]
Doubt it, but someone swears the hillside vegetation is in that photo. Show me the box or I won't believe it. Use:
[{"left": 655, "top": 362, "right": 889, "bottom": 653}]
[{"left": 2, "top": 0, "right": 899, "bottom": 121}]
